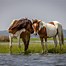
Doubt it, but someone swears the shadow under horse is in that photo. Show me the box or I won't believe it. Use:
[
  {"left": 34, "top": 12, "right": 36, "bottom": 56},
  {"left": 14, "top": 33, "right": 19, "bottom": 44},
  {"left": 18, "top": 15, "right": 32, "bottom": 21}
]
[{"left": 8, "top": 18, "right": 34, "bottom": 54}]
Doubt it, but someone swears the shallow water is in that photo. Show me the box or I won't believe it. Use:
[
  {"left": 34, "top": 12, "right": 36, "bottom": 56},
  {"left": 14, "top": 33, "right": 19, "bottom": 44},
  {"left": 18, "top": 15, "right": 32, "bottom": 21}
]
[{"left": 0, "top": 53, "right": 66, "bottom": 66}]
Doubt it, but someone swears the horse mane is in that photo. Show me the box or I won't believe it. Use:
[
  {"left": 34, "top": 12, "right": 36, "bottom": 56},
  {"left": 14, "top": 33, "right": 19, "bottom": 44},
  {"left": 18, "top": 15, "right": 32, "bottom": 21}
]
[
  {"left": 33, "top": 19, "right": 38, "bottom": 24},
  {"left": 8, "top": 19, "right": 18, "bottom": 30},
  {"left": 19, "top": 18, "right": 28, "bottom": 21},
  {"left": 19, "top": 18, "right": 31, "bottom": 24},
  {"left": 9, "top": 18, "right": 32, "bottom": 30}
]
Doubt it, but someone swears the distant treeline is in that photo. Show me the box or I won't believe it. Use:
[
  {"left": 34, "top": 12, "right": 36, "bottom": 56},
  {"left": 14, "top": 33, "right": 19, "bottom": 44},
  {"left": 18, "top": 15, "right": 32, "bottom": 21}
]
[{"left": 0, "top": 35, "right": 9, "bottom": 42}]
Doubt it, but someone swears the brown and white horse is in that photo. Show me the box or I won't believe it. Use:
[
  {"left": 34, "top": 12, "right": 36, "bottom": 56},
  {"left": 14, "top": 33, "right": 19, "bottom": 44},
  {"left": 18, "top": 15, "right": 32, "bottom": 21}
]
[
  {"left": 32, "top": 19, "right": 64, "bottom": 53},
  {"left": 8, "top": 18, "right": 34, "bottom": 54}
]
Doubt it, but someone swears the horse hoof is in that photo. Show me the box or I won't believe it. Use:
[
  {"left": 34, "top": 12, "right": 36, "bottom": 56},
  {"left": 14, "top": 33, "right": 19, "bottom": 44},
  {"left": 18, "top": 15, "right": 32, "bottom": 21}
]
[
  {"left": 40, "top": 51, "right": 45, "bottom": 55},
  {"left": 19, "top": 52, "right": 22, "bottom": 55},
  {"left": 9, "top": 51, "right": 12, "bottom": 55}
]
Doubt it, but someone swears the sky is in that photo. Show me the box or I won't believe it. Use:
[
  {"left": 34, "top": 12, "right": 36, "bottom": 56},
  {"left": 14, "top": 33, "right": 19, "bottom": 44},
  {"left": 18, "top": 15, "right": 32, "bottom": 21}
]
[{"left": 0, "top": 0, "right": 66, "bottom": 31}]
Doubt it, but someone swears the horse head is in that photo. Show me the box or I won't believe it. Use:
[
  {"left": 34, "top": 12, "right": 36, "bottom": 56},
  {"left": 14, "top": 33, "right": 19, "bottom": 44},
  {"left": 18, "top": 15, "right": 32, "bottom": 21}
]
[
  {"left": 32, "top": 19, "right": 42, "bottom": 35},
  {"left": 8, "top": 18, "right": 34, "bottom": 34},
  {"left": 18, "top": 18, "right": 34, "bottom": 34},
  {"left": 25, "top": 19, "right": 34, "bottom": 34}
]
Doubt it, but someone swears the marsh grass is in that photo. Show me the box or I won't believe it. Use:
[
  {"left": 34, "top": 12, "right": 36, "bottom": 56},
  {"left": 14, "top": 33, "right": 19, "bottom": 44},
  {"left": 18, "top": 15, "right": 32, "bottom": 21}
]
[
  {"left": 0, "top": 43, "right": 66, "bottom": 54},
  {"left": 0, "top": 37, "right": 66, "bottom": 54},
  {"left": 0, "top": 44, "right": 9, "bottom": 53},
  {"left": 10, "top": 38, "right": 55, "bottom": 43}
]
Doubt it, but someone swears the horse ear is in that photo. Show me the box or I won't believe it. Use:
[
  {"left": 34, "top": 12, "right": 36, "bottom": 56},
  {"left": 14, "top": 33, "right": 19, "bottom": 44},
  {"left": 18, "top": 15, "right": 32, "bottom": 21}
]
[{"left": 38, "top": 20, "right": 42, "bottom": 23}]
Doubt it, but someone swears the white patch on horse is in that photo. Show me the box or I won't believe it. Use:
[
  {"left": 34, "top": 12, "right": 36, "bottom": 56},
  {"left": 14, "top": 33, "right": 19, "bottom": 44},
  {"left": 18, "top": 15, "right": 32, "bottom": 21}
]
[
  {"left": 11, "top": 20, "right": 15, "bottom": 25},
  {"left": 39, "top": 21, "right": 46, "bottom": 30},
  {"left": 53, "top": 21, "right": 59, "bottom": 28},
  {"left": 9, "top": 28, "right": 26, "bottom": 37},
  {"left": 39, "top": 21, "right": 57, "bottom": 37},
  {"left": 46, "top": 23, "right": 57, "bottom": 37}
]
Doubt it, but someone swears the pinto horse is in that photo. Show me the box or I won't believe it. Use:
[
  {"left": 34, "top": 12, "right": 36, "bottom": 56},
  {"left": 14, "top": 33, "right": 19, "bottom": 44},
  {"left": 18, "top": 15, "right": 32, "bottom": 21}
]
[
  {"left": 8, "top": 18, "right": 34, "bottom": 54},
  {"left": 32, "top": 19, "right": 64, "bottom": 53}
]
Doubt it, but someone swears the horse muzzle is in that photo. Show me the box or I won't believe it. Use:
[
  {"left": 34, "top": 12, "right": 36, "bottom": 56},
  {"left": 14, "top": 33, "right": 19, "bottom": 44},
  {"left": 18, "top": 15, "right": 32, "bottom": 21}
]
[{"left": 34, "top": 32, "right": 37, "bottom": 35}]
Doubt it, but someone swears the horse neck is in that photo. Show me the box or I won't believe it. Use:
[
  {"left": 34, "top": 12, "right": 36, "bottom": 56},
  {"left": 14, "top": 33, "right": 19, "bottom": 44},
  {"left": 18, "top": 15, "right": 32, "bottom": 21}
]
[{"left": 39, "top": 21, "right": 46, "bottom": 30}]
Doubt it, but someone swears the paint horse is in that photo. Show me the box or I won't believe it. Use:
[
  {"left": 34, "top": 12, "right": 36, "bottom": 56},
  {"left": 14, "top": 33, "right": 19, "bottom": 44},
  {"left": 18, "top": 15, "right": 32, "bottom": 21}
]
[
  {"left": 32, "top": 19, "right": 64, "bottom": 53},
  {"left": 8, "top": 18, "right": 34, "bottom": 54}
]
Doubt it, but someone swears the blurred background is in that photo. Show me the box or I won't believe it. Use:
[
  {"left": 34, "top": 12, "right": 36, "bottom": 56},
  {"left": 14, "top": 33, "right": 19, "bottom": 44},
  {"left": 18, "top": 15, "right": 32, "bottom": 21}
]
[{"left": 0, "top": 0, "right": 66, "bottom": 39}]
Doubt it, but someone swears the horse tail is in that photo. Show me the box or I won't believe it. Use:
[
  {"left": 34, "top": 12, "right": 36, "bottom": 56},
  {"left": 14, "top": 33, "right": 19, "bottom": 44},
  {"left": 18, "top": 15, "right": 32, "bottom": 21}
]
[
  {"left": 57, "top": 23, "right": 64, "bottom": 45},
  {"left": 61, "top": 29, "right": 64, "bottom": 45}
]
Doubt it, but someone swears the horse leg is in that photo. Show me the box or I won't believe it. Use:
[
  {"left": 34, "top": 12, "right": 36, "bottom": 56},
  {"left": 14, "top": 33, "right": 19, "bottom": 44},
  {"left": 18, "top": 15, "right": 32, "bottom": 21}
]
[
  {"left": 9, "top": 35, "right": 12, "bottom": 54},
  {"left": 45, "top": 38, "right": 48, "bottom": 54},
  {"left": 53, "top": 36, "right": 58, "bottom": 52},
  {"left": 22, "top": 38, "right": 25, "bottom": 52},
  {"left": 26, "top": 39, "right": 30, "bottom": 51},
  {"left": 22, "top": 38, "right": 29, "bottom": 52},
  {"left": 25, "top": 35, "right": 30, "bottom": 52},
  {"left": 24, "top": 40, "right": 30, "bottom": 53},
  {"left": 17, "top": 36, "right": 22, "bottom": 54},
  {"left": 40, "top": 37, "right": 44, "bottom": 54}
]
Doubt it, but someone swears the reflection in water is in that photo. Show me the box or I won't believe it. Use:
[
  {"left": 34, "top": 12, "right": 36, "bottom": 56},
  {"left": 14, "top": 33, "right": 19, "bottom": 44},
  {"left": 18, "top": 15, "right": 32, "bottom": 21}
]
[{"left": 0, "top": 53, "right": 66, "bottom": 66}]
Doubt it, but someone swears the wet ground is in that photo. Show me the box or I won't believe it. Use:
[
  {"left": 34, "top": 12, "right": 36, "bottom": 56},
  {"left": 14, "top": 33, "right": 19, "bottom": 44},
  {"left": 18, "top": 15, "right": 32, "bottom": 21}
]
[{"left": 0, "top": 53, "right": 66, "bottom": 66}]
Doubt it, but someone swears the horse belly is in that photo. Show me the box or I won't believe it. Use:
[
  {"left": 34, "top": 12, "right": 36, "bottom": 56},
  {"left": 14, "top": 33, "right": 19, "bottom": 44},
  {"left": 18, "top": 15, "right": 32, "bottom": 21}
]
[{"left": 46, "top": 24, "right": 57, "bottom": 37}]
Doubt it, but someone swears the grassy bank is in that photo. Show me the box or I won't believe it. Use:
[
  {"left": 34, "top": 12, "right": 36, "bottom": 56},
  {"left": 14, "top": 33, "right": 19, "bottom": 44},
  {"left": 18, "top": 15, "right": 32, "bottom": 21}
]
[
  {"left": 0, "top": 37, "right": 66, "bottom": 54},
  {"left": 0, "top": 43, "right": 66, "bottom": 54},
  {"left": 12, "top": 38, "right": 66, "bottom": 43}
]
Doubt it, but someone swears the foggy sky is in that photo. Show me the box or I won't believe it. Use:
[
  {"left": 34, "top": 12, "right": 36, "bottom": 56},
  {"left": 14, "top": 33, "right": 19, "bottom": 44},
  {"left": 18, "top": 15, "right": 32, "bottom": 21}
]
[{"left": 0, "top": 0, "right": 66, "bottom": 30}]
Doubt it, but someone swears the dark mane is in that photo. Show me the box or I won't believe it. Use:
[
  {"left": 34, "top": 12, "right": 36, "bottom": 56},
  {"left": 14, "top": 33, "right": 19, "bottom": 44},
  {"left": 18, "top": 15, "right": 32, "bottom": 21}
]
[
  {"left": 19, "top": 18, "right": 31, "bottom": 22},
  {"left": 11, "top": 18, "right": 32, "bottom": 30},
  {"left": 19, "top": 18, "right": 28, "bottom": 21},
  {"left": 8, "top": 18, "right": 34, "bottom": 34},
  {"left": 33, "top": 19, "right": 38, "bottom": 24}
]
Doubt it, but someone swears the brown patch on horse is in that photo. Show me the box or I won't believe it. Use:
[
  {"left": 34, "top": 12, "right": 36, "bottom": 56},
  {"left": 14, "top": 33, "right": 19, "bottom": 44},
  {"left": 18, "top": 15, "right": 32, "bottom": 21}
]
[
  {"left": 8, "top": 18, "right": 34, "bottom": 34},
  {"left": 38, "top": 26, "right": 47, "bottom": 38},
  {"left": 20, "top": 31, "right": 30, "bottom": 51},
  {"left": 13, "top": 18, "right": 34, "bottom": 34},
  {"left": 8, "top": 20, "right": 18, "bottom": 34},
  {"left": 49, "top": 22, "right": 55, "bottom": 26}
]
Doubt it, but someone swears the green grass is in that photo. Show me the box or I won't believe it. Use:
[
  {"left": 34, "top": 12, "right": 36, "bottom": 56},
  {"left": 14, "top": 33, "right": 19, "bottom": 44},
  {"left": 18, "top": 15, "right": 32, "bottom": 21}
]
[
  {"left": 0, "top": 44, "right": 9, "bottom": 53},
  {"left": 0, "top": 37, "right": 66, "bottom": 54},
  {"left": 11, "top": 38, "right": 53, "bottom": 43},
  {"left": 64, "top": 38, "right": 66, "bottom": 40},
  {"left": 9, "top": 37, "right": 66, "bottom": 43},
  {"left": 0, "top": 37, "right": 66, "bottom": 43},
  {"left": 0, "top": 43, "right": 66, "bottom": 54},
  {"left": 30, "top": 38, "right": 54, "bottom": 41}
]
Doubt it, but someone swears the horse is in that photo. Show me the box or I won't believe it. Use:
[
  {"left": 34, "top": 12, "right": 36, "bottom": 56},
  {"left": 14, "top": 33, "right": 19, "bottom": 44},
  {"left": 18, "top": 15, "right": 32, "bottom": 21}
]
[
  {"left": 8, "top": 18, "right": 34, "bottom": 54},
  {"left": 32, "top": 19, "right": 64, "bottom": 54}
]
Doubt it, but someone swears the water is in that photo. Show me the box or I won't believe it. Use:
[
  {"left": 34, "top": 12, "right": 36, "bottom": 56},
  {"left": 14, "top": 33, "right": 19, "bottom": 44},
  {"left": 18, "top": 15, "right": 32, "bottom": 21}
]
[{"left": 0, "top": 53, "right": 66, "bottom": 66}]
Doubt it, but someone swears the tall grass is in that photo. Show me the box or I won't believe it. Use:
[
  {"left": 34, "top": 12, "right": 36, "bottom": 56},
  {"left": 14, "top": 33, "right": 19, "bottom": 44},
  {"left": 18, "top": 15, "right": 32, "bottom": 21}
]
[
  {"left": 0, "top": 43, "right": 66, "bottom": 54},
  {"left": 0, "top": 37, "right": 66, "bottom": 54}
]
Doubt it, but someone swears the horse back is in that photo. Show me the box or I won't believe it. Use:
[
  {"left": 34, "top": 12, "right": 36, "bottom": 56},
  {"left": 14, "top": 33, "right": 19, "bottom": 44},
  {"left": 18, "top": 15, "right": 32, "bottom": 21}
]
[
  {"left": 38, "top": 23, "right": 57, "bottom": 37},
  {"left": 46, "top": 23, "right": 57, "bottom": 37}
]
